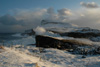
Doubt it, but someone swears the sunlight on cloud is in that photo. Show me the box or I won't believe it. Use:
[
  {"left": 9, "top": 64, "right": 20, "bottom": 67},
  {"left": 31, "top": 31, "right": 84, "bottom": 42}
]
[{"left": 58, "top": 8, "right": 72, "bottom": 16}]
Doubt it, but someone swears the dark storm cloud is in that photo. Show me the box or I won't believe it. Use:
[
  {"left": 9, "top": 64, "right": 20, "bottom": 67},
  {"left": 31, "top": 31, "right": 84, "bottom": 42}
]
[{"left": 0, "top": 9, "right": 47, "bottom": 33}]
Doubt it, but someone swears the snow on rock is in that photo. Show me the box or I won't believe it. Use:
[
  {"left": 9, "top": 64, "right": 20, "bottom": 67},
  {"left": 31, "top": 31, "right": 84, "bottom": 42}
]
[
  {"left": 1, "top": 20, "right": 100, "bottom": 67},
  {"left": 23, "top": 20, "right": 78, "bottom": 36},
  {"left": 41, "top": 20, "right": 78, "bottom": 28},
  {"left": 41, "top": 20, "right": 78, "bottom": 33},
  {"left": 1, "top": 45, "right": 100, "bottom": 67},
  {"left": 39, "top": 20, "right": 100, "bottom": 42},
  {"left": 34, "top": 26, "right": 61, "bottom": 37},
  {"left": 60, "top": 28, "right": 100, "bottom": 42},
  {"left": 72, "top": 27, "right": 100, "bottom": 33},
  {"left": 0, "top": 47, "right": 58, "bottom": 67},
  {"left": 35, "top": 35, "right": 100, "bottom": 55},
  {"left": 0, "top": 47, "right": 38, "bottom": 67},
  {"left": 23, "top": 20, "right": 100, "bottom": 42}
]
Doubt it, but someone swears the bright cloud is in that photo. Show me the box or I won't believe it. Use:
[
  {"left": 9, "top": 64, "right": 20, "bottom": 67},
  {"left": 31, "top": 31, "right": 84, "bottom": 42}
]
[{"left": 57, "top": 8, "right": 72, "bottom": 16}]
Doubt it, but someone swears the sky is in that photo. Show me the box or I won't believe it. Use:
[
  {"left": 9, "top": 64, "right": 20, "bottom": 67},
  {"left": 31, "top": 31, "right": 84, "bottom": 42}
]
[{"left": 0, "top": 0, "right": 100, "bottom": 33}]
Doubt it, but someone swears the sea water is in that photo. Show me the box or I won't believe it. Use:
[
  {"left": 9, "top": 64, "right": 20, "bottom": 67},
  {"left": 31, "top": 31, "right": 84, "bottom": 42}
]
[{"left": 0, "top": 33, "right": 23, "bottom": 43}]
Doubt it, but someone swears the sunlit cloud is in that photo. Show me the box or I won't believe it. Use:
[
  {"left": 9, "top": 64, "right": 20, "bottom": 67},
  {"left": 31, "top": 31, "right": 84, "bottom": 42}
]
[{"left": 57, "top": 8, "right": 72, "bottom": 16}]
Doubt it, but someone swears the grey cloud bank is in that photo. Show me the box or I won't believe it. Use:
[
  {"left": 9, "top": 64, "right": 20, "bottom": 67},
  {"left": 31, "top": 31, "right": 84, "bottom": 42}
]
[{"left": 0, "top": 2, "right": 100, "bottom": 33}]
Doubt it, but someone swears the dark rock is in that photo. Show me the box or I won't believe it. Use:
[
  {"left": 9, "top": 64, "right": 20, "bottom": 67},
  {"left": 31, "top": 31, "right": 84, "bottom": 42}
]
[
  {"left": 60, "top": 28, "right": 100, "bottom": 39},
  {"left": 35, "top": 35, "right": 100, "bottom": 55},
  {"left": 35, "top": 35, "right": 63, "bottom": 49},
  {"left": 68, "top": 49, "right": 74, "bottom": 52},
  {"left": 35, "top": 35, "right": 91, "bottom": 50},
  {"left": 66, "top": 32, "right": 100, "bottom": 38},
  {"left": 82, "top": 55, "right": 86, "bottom": 58}
]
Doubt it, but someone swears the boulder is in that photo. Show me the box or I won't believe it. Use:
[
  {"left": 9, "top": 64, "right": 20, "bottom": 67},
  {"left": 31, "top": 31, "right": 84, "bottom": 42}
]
[
  {"left": 35, "top": 35, "right": 100, "bottom": 55},
  {"left": 35, "top": 35, "right": 63, "bottom": 49},
  {"left": 35, "top": 35, "right": 91, "bottom": 50}
]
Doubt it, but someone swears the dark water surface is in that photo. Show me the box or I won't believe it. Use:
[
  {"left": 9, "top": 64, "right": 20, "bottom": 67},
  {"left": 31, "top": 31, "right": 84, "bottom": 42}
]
[{"left": 0, "top": 33, "right": 23, "bottom": 43}]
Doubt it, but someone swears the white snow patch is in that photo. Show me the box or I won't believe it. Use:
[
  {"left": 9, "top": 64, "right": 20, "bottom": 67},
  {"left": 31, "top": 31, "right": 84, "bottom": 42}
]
[{"left": 1, "top": 45, "right": 100, "bottom": 67}]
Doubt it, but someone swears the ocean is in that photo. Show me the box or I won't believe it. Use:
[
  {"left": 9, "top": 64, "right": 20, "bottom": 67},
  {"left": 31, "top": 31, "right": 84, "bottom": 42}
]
[{"left": 0, "top": 33, "right": 23, "bottom": 43}]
